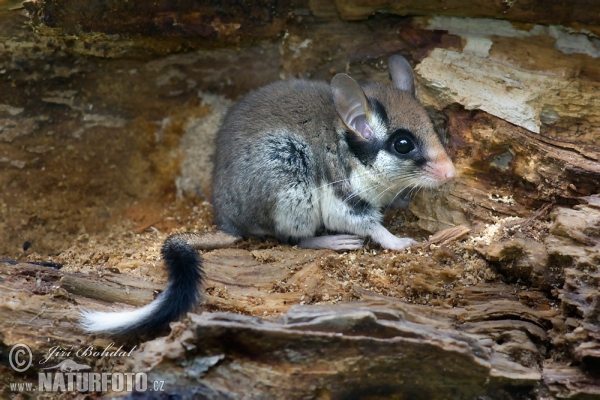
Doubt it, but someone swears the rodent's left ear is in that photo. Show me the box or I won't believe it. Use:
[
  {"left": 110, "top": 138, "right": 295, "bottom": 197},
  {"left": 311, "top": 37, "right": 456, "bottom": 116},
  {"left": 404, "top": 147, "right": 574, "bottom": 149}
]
[
  {"left": 388, "top": 55, "right": 415, "bottom": 96},
  {"left": 331, "top": 73, "right": 374, "bottom": 141}
]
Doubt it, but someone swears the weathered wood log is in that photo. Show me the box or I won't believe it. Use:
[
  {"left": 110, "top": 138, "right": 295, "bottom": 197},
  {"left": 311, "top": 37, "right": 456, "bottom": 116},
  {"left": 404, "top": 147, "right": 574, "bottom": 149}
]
[
  {"left": 1, "top": 1, "right": 600, "bottom": 398},
  {"left": 123, "top": 306, "right": 541, "bottom": 399},
  {"left": 2, "top": 194, "right": 599, "bottom": 397}
]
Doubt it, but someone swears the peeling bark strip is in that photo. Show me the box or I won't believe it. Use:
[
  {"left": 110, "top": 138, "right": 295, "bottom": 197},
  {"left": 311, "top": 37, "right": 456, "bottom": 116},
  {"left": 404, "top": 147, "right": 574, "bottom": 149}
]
[{"left": 416, "top": 46, "right": 600, "bottom": 134}]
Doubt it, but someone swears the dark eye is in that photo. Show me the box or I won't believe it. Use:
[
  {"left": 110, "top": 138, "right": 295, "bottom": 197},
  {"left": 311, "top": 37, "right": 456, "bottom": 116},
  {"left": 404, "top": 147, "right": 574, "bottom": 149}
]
[{"left": 393, "top": 136, "right": 415, "bottom": 155}]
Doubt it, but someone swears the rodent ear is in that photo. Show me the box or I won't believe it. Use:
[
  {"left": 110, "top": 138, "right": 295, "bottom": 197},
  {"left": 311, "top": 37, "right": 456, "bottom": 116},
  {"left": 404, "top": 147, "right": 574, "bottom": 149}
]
[
  {"left": 331, "top": 73, "right": 374, "bottom": 141},
  {"left": 388, "top": 55, "right": 415, "bottom": 95}
]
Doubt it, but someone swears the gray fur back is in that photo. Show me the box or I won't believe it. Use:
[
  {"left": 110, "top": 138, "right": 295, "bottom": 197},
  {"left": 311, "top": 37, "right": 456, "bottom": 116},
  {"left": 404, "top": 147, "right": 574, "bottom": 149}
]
[{"left": 212, "top": 80, "right": 340, "bottom": 241}]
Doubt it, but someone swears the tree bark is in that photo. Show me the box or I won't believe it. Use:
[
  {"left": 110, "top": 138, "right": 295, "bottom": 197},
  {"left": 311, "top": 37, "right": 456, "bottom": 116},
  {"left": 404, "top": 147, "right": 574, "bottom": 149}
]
[{"left": 1, "top": 1, "right": 599, "bottom": 398}]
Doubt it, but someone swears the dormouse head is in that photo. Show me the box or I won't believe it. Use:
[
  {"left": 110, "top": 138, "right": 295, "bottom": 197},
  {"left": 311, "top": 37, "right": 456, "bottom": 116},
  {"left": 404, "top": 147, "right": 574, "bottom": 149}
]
[{"left": 331, "top": 55, "right": 456, "bottom": 206}]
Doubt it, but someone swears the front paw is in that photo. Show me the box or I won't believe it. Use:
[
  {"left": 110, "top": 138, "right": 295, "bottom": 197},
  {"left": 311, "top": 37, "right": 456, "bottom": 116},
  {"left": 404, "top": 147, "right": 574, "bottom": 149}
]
[{"left": 377, "top": 236, "right": 418, "bottom": 251}]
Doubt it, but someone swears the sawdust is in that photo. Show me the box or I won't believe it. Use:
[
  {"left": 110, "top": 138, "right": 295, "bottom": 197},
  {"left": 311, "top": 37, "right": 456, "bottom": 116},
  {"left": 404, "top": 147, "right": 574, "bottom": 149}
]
[{"left": 18, "top": 205, "right": 505, "bottom": 319}]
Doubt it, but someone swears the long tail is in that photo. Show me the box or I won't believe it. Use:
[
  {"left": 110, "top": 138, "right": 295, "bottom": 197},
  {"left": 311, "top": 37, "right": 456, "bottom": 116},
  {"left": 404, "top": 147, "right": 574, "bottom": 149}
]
[{"left": 80, "top": 233, "right": 203, "bottom": 336}]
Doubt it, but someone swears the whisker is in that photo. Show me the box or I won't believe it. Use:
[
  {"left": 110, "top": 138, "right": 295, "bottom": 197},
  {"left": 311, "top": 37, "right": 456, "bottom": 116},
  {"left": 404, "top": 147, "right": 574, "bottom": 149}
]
[
  {"left": 365, "top": 172, "right": 425, "bottom": 214},
  {"left": 315, "top": 170, "right": 394, "bottom": 203},
  {"left": 344, "top": 182, "right": 383, "bottom": 204},
  {"left": 406, "top": 183, "right": 420, "bottom": 199},
  {"left": 315, "top": 170, "right": 392, "bottom": 196},
  {"left": 314, "top": 167, "right": 438, "bottom": 213},
  {"left": 382, "top": 184, "right": 413, "bottom": 214},
  {"left": 315, "top": 177, "right": 350, "bottom": 190}
]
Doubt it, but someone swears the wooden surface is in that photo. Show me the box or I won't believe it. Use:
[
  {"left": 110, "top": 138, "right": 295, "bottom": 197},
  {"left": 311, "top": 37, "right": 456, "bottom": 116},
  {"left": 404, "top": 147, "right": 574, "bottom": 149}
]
[
  {"left": 1, "top": 1, "right": 599, "bottom": 398},
  {"left": 1, "top": 199, "right": 599, "bottom": 397}
]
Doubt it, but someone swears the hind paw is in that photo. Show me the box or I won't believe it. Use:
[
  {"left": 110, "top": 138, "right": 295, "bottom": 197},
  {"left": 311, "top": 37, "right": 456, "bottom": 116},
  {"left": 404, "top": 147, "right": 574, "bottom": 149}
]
[{"left": 299, "top": 235, "right": 364, "bottom": 251}]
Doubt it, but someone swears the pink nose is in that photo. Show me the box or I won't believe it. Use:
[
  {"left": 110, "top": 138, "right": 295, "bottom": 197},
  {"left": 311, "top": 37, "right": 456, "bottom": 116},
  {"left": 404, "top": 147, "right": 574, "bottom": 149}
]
[
  {"left": 444, "top": 163, "right": 456, "bottom": 180},
  {"left": 435, "top": 160, "right": 456, "bottom": 183}
]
